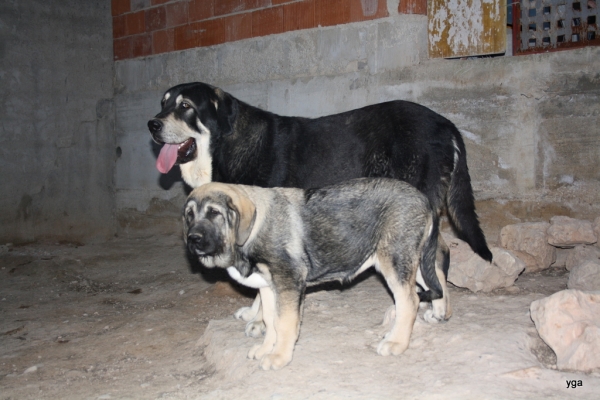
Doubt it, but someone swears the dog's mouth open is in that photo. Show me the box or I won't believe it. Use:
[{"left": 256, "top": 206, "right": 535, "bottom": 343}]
[{"left": 156, "top": 138, "right": 197, "bottom": 174}]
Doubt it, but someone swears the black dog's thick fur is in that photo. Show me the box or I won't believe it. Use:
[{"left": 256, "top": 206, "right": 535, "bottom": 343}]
[{"left": 149, "top": 82, "right": 493, "bottom": 302}]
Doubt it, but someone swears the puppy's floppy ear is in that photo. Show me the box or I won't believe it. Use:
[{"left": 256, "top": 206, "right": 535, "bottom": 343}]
[
  {"left": 181, "top": 200, "right": 195, "bottom": 244},
  {"left": 225, "top": 188, "right": 256, "bottom": 246},
  {"left": 213, "top": 88, "right": 238, "bottom": 136}
]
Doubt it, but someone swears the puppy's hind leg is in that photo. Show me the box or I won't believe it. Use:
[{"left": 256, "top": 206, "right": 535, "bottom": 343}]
[{"left": 377, "top": 254, "right": 419, "bottom": 356}]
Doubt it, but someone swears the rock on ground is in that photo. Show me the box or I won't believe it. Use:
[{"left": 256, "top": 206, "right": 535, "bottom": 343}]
[
  {"left": 552, "top": 248, "right": 570, "bottom": 268},
  {"left": 593, "top": 217, "right": 600, "bottom": 247},
  {"left": 444, "top": 233, "right": 525, "bottom": 293},
  {"left": 565, "top": 245, "right": 600, "bottom": 271},
  {"left": 530, "top": 290, "right": 600, "bottom": 372},
  {"left": 547, "top": 216, "right": 597, "bottom": 247},
  {"left": 500, "top": 222, "right": 556, "bottom": 273},
  {"left": 568, "top": 260, "right": 600, "bottom": 291}
]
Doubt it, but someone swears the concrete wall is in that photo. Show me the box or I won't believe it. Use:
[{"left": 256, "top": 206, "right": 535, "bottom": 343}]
[
  {"left": 114, "top": 7, "right": 599, "bottom": 241},
  {"left": 0, "top": 0, "right": 116, "bottom": 243}
]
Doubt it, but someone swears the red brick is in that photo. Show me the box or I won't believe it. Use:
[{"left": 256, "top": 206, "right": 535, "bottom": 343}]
[
  {"left": 223, "top": 13, "right": 253, "bottom": 42},
  {"left": 399, "top": 0, "right": 427, "bottom": 15},
  {"left": 152, "top": 0, "right": 170, "bottom": 5},
  {"left": 214, "top": 0, "right": 269, "bottom": 16},
  {"left": 132, "top": 33, "right": 153, "bottom": 57},
  {"left": 283, "top": 0, "right": 315, "bottom": 32},
  {"left": 112, "top": 0, "right": 130, "bottom": 16},
  {"left": 126, "top": 10, "right": 146, "bottom": 35},
  {"left": 189, "top": 0, "right": 214, "bottom": 22},
  {"left": 245, "top": 0, "right": 272, "bottom": 9},
  {"left": 114, "top": 37, "right": 133, "bottom": 60},
  {"left": 315, "top": 0, "right": 350, "bottom": 27},
  {"left": 174, "top": 24, "right": 199, "bottom": 50},
  {"left": 216, "top": 0, "right": 240, "bottom": 16},
  {"left": 252, "top": 7, "right": 284, "bottom": 37},
  {"left": 350, "top": 0, "right": 388, "bottom": 21},
  {"left": 145, "top": 6, "right": 166, "bottom": 31},
  {"left": 198, "top": 19, "right": 226, "bottom": 47},
  {"left": 166, "top": 1, "right": 189, "bottom": 27},
  {"left": 153, "top": 29, "right": 175, "bottom": 54},
  {"left": 113, "top": 15, "right": 127, "bottom": 38}
]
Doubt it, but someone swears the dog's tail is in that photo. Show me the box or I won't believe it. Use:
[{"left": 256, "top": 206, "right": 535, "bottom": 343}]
[
  {"left": 446, "top": 133, "right": 493, "bottom": 263},
  {"left": 417, "top": 212, "right": 442, "bottom": 302}
]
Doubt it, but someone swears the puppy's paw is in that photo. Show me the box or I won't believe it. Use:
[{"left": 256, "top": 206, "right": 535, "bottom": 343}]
[
  {"left": 234, "top": 306, "right": 256, "bottom": 321},
  {"left": 244, "top": 320, "right": 266, "bottom": 338},
  {"left": 377, "top": 339, "right": 408, "bottom": 356},
  {"left": 259, "top": 353, "right": 292, "bottom": 370},
  {"left": 248, "top": 343, "right": 272, "bottom": 360},
  {"left": 423, "top": 309, "right": 445, "bottom": 324}
]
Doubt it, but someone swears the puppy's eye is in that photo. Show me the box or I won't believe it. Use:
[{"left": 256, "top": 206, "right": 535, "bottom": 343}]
[
  {"left": 186, "top": 208, "right": 194, "bottom": 220},
  {"left": 181, "top": 102, "right": 191, "bottom": 109},
  {"left": 207, "top": 207, "right": 220, "bottom": 217}
]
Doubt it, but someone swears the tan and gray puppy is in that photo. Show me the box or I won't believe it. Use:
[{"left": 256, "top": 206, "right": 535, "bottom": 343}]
[{"left": 183, "top": 178, "right": 439, "bottom": 370}]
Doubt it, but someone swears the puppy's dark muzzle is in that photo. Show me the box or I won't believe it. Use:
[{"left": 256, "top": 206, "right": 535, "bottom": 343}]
[
  {"left": 187, "top": 232, "right": 218, "bottom": 256},
  {"left": 148, "top": 119, "right": 164, "bottom": 143}
]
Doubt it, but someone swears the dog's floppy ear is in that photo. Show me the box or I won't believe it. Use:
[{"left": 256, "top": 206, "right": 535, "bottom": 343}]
[
  {"left": 224, "top": 187, "right": 256, "bottom": 246},
  {"left": 213, "top": 88, "right": 238, "bottom": 136}
]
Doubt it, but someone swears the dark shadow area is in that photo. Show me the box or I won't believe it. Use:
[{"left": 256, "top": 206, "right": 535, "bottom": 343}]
[
  {"left": 184, "top": 248, "right": 229, "bottom": 282},
  {"left": 183, "top": 248, "right": 389, "bottom": 300},
  {"left": 306, "top": 268, "right": 380, "bottom": 294}
]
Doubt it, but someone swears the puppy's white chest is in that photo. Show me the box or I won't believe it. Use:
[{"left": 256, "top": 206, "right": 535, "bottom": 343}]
[{"left": 226, "top": 267, "right": 269, "bottom": 289}]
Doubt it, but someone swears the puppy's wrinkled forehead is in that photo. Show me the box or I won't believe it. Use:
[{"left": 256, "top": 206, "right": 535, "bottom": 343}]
[{"left": 186, "top": 191, "right": 229, "bottom": 213}]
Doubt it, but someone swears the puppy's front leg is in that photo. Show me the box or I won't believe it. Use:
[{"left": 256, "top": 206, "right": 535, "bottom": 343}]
[
  {"left": 234, "top": 292, "right": 261, "bottom": 321},
  {"left": 247, "top": 286, "right": 276, "bottom": 360},
  {"left": 259, "top": 290, "right": 302, "bottom": 370},
  {"left": 234, "top": 293, "right": 266, "bottom": 337}
]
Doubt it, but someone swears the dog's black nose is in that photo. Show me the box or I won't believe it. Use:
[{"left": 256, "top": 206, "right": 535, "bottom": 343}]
[
  {"left": 148, "top": 119, "right": 163, "bottom": 134},
  {"left": 187, "top": 232, "right": 216, "bottom": 256}
]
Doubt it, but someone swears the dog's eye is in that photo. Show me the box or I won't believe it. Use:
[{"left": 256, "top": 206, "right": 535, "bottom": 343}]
[
  {"left": 186, "top": 208, "right": 194, "bottom": 220},
  {"left": 207, "top": 207, "right": 220, "bottom": 217},
  {"left": 181, "top": 102, "right": 191, "bottom": 109}
]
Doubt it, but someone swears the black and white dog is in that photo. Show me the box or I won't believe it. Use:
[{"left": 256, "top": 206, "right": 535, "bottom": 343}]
[{"left": 148, "top": 82, "right": 492, "bottom": 332}]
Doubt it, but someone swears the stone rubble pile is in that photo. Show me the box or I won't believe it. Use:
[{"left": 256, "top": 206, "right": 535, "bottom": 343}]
[{"left": 446, "top": 214, "right": 600, "bottom": 372}]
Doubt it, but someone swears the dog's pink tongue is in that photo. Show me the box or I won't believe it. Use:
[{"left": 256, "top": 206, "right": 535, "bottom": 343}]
[{"left": 156, "top": 144, "right": 179, "bottom": 174}]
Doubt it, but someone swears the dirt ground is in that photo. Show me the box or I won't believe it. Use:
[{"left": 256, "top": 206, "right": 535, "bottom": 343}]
[{"left": 1, "top": 233, "right": 599, "bottom": 399}]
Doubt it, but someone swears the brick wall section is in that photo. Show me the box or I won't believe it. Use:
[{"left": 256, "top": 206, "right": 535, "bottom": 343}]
[
  {"left": 111, "top": 0, "right": 401, "bottom": 60},
  {"left": 399, "top": 0, "right": 427, "bottom": 15}
]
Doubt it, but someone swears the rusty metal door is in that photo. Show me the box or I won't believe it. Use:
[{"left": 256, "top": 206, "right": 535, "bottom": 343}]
[{"left": 428, "top": 0, "right": 507, "bottom": 58}]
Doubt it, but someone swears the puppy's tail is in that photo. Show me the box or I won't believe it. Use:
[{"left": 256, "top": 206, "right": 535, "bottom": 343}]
[
  {"left": 418, "top": 212, "right": 443, "bottom": 302},
  {"left": 446, "top": 133, "right": 493, "bottom": 263}
]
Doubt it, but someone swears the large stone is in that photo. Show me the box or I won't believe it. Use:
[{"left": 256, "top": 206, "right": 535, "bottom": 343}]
[
  {"left": 530, "top": 290, "right": 600, "bottom": 372},
  {"left": 568, "top": 260, "right": 600, "bottom": 291},
  {"left": 565, "top": 245, "right": 600, "bottom": 271},
  {"left": 547, "top": 216, "right": 597, "bottom": 247},
  {"left": 500, "top": 222, "right": 556, "bottom": 272},
  {"left": 551, "top": 248, "right": 570, "bottom": 268},
  {"left": 512, "top": 249, "right": 540, "bottom": 273},
  {"left": 594, "top": 217, "right": 600, "bottom": 248},
  {"left": 445, "top": 233, "right": 525, "bottom": 293}
]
